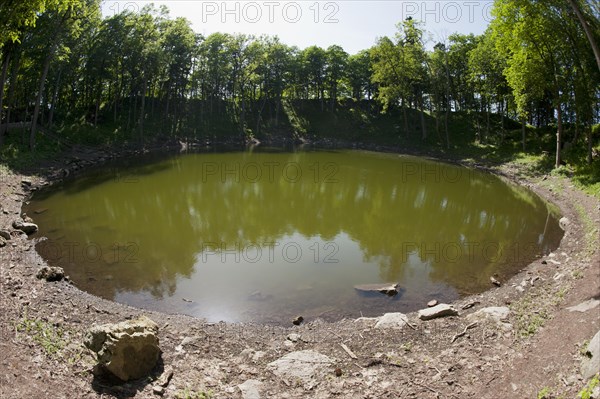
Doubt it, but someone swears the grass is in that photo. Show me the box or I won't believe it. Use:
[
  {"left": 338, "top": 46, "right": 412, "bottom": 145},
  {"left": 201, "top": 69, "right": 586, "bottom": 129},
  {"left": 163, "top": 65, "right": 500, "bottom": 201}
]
[
  {"left": 574, "top": 203, "right": 599, "bottom": 256},
  {"left": 537, "top": 386, "right": 552, "bottom": 399},
  {"left": 511, "top": 291, "right": 552, "bottom": 338},
  {"left": 16, "top": 315, "right": 65, "bottom": 357},
  {"left": 578, "top": 375, "right": 599, "bottom": 399}
]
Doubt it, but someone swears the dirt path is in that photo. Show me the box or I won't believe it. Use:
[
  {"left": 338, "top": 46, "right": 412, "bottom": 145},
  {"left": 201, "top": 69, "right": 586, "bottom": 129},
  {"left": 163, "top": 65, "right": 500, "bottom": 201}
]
[{"left": 1, "top": 147, "right": 599, "bottom": 399}]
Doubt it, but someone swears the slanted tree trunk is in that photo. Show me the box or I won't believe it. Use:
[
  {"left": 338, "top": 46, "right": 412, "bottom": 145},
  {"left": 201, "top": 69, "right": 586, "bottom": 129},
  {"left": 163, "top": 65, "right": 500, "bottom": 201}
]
[{"left": 567, "top": 0, "right": 600, "bottom": 71}]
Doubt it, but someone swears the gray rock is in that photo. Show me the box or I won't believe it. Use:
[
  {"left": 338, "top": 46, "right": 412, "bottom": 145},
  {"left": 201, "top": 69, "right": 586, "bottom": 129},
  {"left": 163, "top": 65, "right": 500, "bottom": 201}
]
[
  {"left": 467, "top": 307, "right": 512, "bottom": 330},
  {"left": 12, "top": 219, "right": 38, "bottom": 235},
  {"left": 582, "top": 330, "right": 600, "bottom": 380},
  {"left": 36, "top": 266, "right": 65, "bottom": 282},
  {"left": 0, "top": 237, "right": 5, "bottom": 248},
  {"left": 354, "top": 317, "right": 380, "bottom": 327},
  {"left": 559, "top": 217, "right": 570, "bottom": 231},
  {"left": 418, "top": 304, "right": 458, "bottom": 320},
  {"left": 354, "top": 283, "right": 399, "bottom": 296},
  {"left": 567, "top": 299, "right": 600, "bottom": 313},
  {"left": 427, "top": 299, "right": 438, "bottom": 307},
  {"left": 0, "top": 230, "right": 10, "bottom": 240},
  {"left": 238, "top": 379, "right": 263, "bottom": 399},
  {"left": 267, "top": 350, "right": 333, "bottom": 384},
  {"left": 21, "top": 178, "right": 32, "bottom": 187},
  {"left": 84, "top": 316, "right": 161, "bottom": 381},
  {"left": 374, "top": 312, "right": 409, "bottom": 329}
]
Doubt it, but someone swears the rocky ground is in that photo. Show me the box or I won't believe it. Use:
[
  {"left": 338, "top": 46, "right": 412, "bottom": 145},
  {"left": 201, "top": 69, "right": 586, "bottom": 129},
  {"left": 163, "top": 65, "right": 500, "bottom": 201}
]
[{"left": 1, "top": 144, "right": 599, "bottom": 399}]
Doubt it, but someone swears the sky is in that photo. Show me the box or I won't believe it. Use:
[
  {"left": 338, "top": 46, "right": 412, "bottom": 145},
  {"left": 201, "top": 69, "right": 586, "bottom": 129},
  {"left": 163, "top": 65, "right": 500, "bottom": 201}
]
[{"left": 102, "top": 0, "right": 494, "bottom": 54}]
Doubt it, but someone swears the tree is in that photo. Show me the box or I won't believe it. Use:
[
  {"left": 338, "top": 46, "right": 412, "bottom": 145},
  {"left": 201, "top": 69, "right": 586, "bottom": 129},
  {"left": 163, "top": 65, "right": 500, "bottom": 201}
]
[{"left": 324, "top": 45, "right": 348, "bottom": 111}]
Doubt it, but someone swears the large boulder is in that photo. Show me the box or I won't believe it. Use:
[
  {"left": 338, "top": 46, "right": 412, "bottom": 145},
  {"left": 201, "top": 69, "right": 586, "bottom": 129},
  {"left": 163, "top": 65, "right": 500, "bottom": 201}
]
[
  {"left": 84, "top": 316, "right": 161, "bottom": 381},
  {"left": 582, "top": 330, "right": 600, "bottom": 380}
]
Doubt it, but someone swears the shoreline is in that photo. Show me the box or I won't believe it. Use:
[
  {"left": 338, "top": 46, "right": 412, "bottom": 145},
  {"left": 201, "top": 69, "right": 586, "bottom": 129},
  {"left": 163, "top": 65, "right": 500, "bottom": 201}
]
[{"left": 1, "top": 141, "right": 599, "bottom": 398}]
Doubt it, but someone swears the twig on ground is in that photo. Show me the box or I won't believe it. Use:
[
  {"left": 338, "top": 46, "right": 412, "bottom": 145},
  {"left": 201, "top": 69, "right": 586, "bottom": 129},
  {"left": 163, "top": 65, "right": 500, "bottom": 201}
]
[
  {"left": 340, "top": 343, "right": 358, "bottom": 359},
  {"left": 451, "top": 322, "right": 478, "bottom": 343}
]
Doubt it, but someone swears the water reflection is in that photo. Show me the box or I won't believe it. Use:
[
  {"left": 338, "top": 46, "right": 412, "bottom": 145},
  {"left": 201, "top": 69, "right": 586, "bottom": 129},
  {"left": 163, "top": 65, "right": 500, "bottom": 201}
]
[{"left": 27, "top": 150, "right": 562, "bottom": 322}]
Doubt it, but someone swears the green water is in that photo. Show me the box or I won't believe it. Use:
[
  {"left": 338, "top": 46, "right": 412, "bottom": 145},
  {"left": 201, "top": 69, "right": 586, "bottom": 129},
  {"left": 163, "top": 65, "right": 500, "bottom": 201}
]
[{"left": 25, "top": 149, "right": 563, "bottom": 323}]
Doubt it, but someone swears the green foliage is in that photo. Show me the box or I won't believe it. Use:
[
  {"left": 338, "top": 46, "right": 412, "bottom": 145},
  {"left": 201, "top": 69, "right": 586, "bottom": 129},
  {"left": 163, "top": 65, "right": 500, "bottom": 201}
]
[
  {"left": 16, "top": 315, "right": 65, "bottom": 357},
  {"left": 578, "top": 375, "right": 599, "bottom": 399},
  {"left": 0, "top": 0, "right": 597, "bottom": 180},
  {"left": 537, "top": 386, "right": 552, "bottom": 399}
]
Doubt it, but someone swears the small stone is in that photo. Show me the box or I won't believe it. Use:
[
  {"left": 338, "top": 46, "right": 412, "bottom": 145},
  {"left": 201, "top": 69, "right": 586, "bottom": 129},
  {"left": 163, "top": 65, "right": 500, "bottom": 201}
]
[
  {"left": 0, "top": 237, "right": 5, "bottom": 248},
  {"left": 152, "top": 386, "right": 164, "bottom": 396},
  {"left": 418, "top": 304, "right": 458, "bottom": 321},
  {"left": 427, "top": 300, "right": 438, "bottom": 307},
  {"left": 292, "top": 316, "right": 304, "bottom": 326},
  {"left": 287, "top": 333, "right": 300, "bottom": 343},
  {"left": 238, "top": 379, "right": 263, "bottom": 399},
  {"left": 0, "top": 230, "right": 10, "bottom": 240},
  {"left": 155, "top": 366, "right": 173, "bottom": 387},
  {"left": 567, "top": 299, "right": 600, "bottom": 313},
  {"left": 12, "top": 219, "right": 38, "bottom": 235},
  {"left": 36, "top": 266, "right": 65, "bottom": 282},
  {"left": 375, "top": 312, "right": 409, "bottom": 329},
  {"left": 468, "top": 307, "right": 510, "bottom": 322},
  {"left": 559, "top": 217, "right": 570, "bottom": 231},
  {"left": 267, "top": 350, "right": 333, "bottom": 385},
  {"left": 21, "top": 178, "right": 32, "bottom": 187},
  {"left": 490, "top": 276, "right": 502, "bottom": 287},
  {"left": 334, "top": 367, "right": 342, "bottom": 377}
]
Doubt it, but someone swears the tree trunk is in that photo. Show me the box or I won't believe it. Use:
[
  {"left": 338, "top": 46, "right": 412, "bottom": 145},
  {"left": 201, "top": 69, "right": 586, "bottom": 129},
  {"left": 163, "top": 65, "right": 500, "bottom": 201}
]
[
  {"left": 485, "top": 98, "right": 490, "bottom": 139},
  {"left": 48, "top": 68, "right": 62, "bottom": 129},
  {"left": 139, "top": 75, "right": 146, "bottom": 143},
  {"left": 5, "top": 52, "right": 21, "bottom": 138},
  {"left": 0, "top": 49, "right": 10, "bottom": 147},
  {"left": 402, "top": 97, "right": 409, "bottom": 137},
  {"left": 521, "top": 116, "right": 526, "bottom": 152},
  {"left": 30, "top": 44, "right": 57, "bottom": 150},
  {"left": 555, "top": 102, "right": 563, "bottom": 168},
  {"left": 419, "top": 94, "right": 427, "bottom": 140},
  {"left": 587, "top": 124, "right": 592, "bottom": 165}
]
